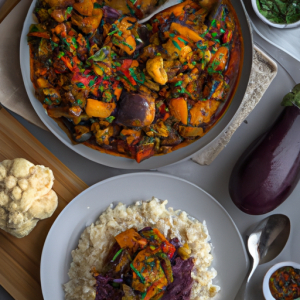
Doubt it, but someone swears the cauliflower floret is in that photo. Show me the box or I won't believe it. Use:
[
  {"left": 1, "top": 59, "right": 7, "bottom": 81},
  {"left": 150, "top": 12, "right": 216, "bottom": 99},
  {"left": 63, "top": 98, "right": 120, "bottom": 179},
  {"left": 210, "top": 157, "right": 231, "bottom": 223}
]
[
  {"left": 146, "top": 56, "right": 168, "bottom": 85},
  {"left": 0, "top": 158, "right": 58, "bottom": 238}
]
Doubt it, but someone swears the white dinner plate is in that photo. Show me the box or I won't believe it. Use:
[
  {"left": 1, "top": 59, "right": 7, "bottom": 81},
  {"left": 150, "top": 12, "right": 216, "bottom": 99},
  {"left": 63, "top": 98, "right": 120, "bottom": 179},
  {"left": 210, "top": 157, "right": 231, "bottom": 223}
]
[
  {"left": 40, "top": 173, "right": 249, "bottom": 300},
  {"left": 20, "top": 0, "right": 253, "bottom": 170}
]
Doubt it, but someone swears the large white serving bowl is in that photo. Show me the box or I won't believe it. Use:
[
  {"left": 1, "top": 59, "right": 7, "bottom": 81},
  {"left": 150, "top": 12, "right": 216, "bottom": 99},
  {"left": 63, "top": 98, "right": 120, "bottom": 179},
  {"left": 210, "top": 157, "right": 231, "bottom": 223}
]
[
  {"left": 20, "top": 0, "right": 252, "bottom": 169},
  {"left": 40, "top": 173, "right": 249, "bottom": 300}
]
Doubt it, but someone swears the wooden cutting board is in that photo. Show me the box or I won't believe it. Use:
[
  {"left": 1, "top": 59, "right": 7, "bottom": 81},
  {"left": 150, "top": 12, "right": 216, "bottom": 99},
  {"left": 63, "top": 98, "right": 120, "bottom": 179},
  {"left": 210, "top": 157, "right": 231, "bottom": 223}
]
[{"left": 0, "top": 106, "right": 89, "bottom": 300}]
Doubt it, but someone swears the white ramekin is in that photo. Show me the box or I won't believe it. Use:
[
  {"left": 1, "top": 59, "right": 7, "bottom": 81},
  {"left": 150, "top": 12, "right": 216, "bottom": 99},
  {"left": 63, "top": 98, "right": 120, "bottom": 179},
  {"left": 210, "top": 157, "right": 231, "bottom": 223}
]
[
  {"left": 251, "top": 0, "right": 300, "bottom": 29},
  {"left": 263, "top": 261, "right": 300, "bottom": 299}
]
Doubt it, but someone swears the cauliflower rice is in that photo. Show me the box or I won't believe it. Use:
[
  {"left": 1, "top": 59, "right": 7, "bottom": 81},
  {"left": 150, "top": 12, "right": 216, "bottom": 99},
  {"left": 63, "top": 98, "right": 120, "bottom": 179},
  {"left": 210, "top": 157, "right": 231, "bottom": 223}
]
[{"left": 64, "top": 198, "right": 220, "bottom": 300}]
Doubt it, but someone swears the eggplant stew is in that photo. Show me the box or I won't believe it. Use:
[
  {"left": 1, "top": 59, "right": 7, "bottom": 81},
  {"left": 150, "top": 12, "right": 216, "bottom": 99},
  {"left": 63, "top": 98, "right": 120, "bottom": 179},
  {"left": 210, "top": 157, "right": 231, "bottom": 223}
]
[{"left": 28, "top": 0, "right": 242, "bottom": 162}]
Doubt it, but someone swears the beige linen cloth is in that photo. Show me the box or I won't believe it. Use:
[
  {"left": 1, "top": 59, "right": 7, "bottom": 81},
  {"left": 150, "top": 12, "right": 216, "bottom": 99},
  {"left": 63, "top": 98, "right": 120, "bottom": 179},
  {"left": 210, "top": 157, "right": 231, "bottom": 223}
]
[{"left": 0, "top": 0, "right": 277, "bottom": 165}]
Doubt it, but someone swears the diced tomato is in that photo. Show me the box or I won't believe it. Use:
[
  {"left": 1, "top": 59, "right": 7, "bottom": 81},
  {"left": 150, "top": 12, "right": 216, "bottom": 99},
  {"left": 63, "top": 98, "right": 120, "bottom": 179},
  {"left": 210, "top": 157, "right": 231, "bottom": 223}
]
[
  {"left": 122, "top": 70, "right": 137, "bottom": 86},
  {"left": 121, "top": 59, "right": 133, "bottom": 69},
  {"left": 163, "top": 113, "right": 170, "bottom": 121},
  {"left": 161, "top": 241, "right": 176, "bottom": 259},
  {"left": 72, "top": 72, "right": 90, "bottom": 86},
  {"left": 61, "top": 56, "right": 73, "bottom": 71}
]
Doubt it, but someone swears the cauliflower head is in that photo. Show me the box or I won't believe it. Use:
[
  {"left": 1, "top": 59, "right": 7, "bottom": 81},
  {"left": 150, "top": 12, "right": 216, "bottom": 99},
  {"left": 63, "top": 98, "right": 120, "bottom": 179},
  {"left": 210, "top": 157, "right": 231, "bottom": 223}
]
[{"left": 0, "top": 158, "right": 58, "bottom": 238}]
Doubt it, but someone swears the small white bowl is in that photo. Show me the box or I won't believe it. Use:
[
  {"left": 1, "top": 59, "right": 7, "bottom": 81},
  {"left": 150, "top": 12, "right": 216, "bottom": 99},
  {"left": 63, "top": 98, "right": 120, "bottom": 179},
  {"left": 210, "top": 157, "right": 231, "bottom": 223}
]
[
  {"left": 262, "top": 261, "right": 300, "bottom": 299},
  {"left": 251, "top": 0, "right": 300, "bottom": 29}
]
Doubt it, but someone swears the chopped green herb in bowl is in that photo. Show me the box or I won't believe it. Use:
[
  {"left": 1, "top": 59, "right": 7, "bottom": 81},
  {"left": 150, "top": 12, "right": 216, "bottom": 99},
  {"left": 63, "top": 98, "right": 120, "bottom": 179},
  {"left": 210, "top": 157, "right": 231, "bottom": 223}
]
[{"left": 252, "top": 0, "right": 300, "bottom": 28}]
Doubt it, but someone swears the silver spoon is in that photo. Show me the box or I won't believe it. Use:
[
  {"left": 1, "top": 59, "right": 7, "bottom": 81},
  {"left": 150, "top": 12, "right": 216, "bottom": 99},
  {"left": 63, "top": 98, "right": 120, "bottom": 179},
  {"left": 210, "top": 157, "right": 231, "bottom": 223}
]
[
  {"left": 234, "top": 214, "right": 290, "bottom": 300},
  {"left": 138, "top": 0, "right": 182, "bottom": 24}
]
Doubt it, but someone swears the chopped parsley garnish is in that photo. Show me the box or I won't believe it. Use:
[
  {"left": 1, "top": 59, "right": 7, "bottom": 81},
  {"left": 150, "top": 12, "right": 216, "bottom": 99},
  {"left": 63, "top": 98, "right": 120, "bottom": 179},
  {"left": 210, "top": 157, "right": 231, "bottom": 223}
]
[
  {"left": 76, "top": 82, "right": 85, "bottom": 88},
  {"left": 172, "top": 40, "right": 181, "bottom": 50},
  {"left": 58, "top": 51, "right": 65, "bottom": 58},
  {"left": 106, "top": 116, "right": 116, "bottom": 123}
]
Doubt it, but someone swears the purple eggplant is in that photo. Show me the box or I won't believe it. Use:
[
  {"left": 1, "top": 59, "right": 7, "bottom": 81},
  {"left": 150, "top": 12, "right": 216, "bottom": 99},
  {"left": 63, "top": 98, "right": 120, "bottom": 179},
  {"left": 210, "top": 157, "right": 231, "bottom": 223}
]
[
  {"left": 102, "top": 6, "right": 121, "bottom": 24},
  {"left": 116, "top": 92, "right": 155, "bottom": 127},
  {"left": 229, "top": 103, "right": 300, "bottom": 215}
]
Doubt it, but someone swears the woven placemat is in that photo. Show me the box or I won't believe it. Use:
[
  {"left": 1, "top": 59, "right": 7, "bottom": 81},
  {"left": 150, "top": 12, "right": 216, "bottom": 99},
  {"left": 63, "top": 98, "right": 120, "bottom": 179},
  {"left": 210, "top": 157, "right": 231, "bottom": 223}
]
[
  {"left": 193, "top": 45, "right": 277, "bottom": 165},
  {"left": 0, "top": 0, "right": 277, "bottom": 165}
]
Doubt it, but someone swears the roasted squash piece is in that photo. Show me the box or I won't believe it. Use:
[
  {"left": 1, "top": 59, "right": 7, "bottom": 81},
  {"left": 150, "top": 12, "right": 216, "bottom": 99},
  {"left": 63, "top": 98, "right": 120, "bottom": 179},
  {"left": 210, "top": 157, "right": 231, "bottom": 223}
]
[
  {"left": 208, "top": 47, "right": 229, "bottom": 73},
  {"left": 37, "top": 78, "right": 52, "bottom": 88},
  {"left": 179, "top": 126, "right": 204, "bottom": 137},
  {"left": 86, "top": 98, "right": 116, "bottom": 118},
  {"left": 132, "top": 248, "right": 168, "bottom": 293},
  {"left": 169, "top": 98, "right": 188, "bottom": 125},
  {"left": 110, "top": 17, "right": 137, "bottom": 55},
  {"left": 115, "top": 228, "right": 144, "bottom": 252},
  {"left": 114, "top": 87, "right": 123, "bottom": 100},
  {"left": 152, "top": 120, "right": 169, "bottom": 137},
  {"left": 71, "top": 7, "right": 103, "bottom": 34},
  {"left": 190, "top": 100, "right": 220, "bottom": 126},
  {"left": 162, "top": 36, "right": 190, "bottom": 59},
  {"left": 170, "top": 23, "right": 204, "bottom": 43},
  {"left": 81, "top": 7, "right": 103, "bottom": 34},
  {"left": 136, "top": 141, "right": 155, "bottom": 163},
  {"left": 113, "top": 35, "right": 136, "bottom": 55},
  {"left": 73, "top": 0, "right": 93, "bottom": 16},
  {"left": 121, "top": 129, "right": 142, "bottom": 145}
]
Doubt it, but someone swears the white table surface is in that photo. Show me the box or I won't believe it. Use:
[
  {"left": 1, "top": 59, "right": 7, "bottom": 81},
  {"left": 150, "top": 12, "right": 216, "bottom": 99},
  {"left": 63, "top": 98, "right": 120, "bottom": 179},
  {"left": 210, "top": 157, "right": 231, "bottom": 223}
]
[{"left": 0, "top": 1, "right": 299, "bottom": 299}]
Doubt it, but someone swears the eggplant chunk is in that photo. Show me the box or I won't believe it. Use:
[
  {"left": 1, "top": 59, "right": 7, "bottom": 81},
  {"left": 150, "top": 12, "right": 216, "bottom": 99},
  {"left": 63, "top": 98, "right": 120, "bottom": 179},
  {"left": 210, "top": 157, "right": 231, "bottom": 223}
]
[
  {"left": 116, "top": 92, "right": 155, "bottom": 127},
  {"left": 229, "top": 106, "right": 300, "bottom": 215},
  {"left": 161, "top": 128, "right": 182, "bottom": 146}
]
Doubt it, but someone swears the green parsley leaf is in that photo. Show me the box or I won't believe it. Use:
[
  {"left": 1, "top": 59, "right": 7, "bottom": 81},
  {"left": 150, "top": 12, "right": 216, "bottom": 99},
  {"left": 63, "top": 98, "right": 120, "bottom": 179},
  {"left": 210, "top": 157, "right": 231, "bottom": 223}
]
[
  {"left": 58, "top": 51, "right": 65, "bottom": 58},
  {"left": 177, "top": 37, "right": 188, "bottom": 45},
  {"left": 65, "top": 6, "right": 73, "bottom": 18},
  {"left": 108, "top": 29, "right": 119, "bottom": 36},
  {"left": 105, "top": 116, "right": 115, "bottom": 123},
  {"left": 172, "top": 40, "right": 181, "bottom": 50},
  {"left": 76, "top": 82, "right": 85, "bottom": 88},
  {"left": 44, "top": 98, "right": 52, "bottom": 105},
  {"left": 174, "top": 81, "right": 183, "bottom": 87},
  {"left": 146, "top": 24, "right": 153, "bottom": 31},
  {"left": 88, "top": 80, "right": 95, "bottom": 87}
]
